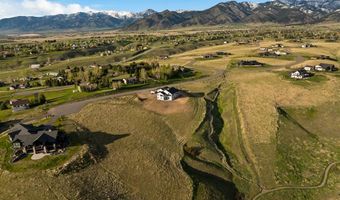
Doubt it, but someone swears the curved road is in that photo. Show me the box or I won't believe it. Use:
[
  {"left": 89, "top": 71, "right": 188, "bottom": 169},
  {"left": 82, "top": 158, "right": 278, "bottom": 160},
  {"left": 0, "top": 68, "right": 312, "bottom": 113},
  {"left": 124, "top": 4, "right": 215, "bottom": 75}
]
[{"left": 252, "top": 162, "right": 339, "bottom": 200}]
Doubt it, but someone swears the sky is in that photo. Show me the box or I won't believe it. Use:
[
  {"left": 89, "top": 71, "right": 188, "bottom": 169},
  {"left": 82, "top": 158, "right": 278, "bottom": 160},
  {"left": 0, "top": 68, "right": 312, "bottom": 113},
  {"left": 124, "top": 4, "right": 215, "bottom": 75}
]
[{"left": 0, "top": 0, "right": 267, "bottom": 19}]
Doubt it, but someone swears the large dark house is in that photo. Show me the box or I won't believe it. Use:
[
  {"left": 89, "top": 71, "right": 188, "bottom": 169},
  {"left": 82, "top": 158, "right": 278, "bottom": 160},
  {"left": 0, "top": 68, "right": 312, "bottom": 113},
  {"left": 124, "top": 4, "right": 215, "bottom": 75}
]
[
  {"left": 8, "top": 123, "right": 65, "bottom": 155},
  {"left": 315, "top": 63, "right": 338, "bottom": 72},
  {"left": 238, "top": 60, "right": 264, "bottom": 67}
]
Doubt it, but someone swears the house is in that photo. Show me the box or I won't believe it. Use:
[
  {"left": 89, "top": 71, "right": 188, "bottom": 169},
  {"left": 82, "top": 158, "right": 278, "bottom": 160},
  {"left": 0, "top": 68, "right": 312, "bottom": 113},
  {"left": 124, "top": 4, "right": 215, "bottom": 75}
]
[
  {"left": 272, "top": 43, "right": 284, "bottom": 48},
  {"left": 316, "top": 55, "right": 337, "bottom": 61},
  {"left": 259, "top": 52, "right": 275, "bottom": 57},
  {"left": 290, "top": 69, "right": 313, "bottom": 79},
  {"left": 303, "top": 65, "right": 314, "bottom": 71},
  {"left": 10, "top": 99, "right": 30, "bottom": 112},
  {"left": 30, "top": 64, "right": 41, "bottom": 69},
  {"left": 315, "top": 63, "right": 337, "bottom": 72},
  {"left": 301, "top": 43, "right": 315, "bottom": 48},
  {"left": 156, "top": 87, "right": 181, "bottom": 101},
  {"left": 238, "top": 60, "right": 264, "bottom": 67},
  {"left": 274, "top": 50, "right": 288, "bottom": 56},
  {"left": 7, "top": 123, "right": 65, "bottom": 157},
  {"left": 216, "top": 51, "right": 229, "bottom": 56},
  {"left": 45, "top": 72, "right": 59, "bottom": 77},
  {"left": 159, "top": 55, "right": 169, "bottom": 60},
  {"left": 122, "top": 77, "right": 138, "bottom": 85},
  {"left": 9, "top": 84, "right": 19, "bottom": 90},
  {"left": 78, "top": 82, "right": 98, "bottom": 92},
  {"left": 202, "top": 54, "right": 218, "bottom": 59}
]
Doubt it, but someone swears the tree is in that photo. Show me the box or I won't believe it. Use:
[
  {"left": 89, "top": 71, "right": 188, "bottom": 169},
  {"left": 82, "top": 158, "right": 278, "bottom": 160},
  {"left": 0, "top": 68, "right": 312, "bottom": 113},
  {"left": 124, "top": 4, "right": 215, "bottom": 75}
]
[
  {"left": 0, "top": 101, "right": 8, "bottom": 110},
  {"left": 139, "top": 68, "right": 148, "bottom": 83},
  {"left": 38, "top": 93, "right": 46, "bottom": 104}
]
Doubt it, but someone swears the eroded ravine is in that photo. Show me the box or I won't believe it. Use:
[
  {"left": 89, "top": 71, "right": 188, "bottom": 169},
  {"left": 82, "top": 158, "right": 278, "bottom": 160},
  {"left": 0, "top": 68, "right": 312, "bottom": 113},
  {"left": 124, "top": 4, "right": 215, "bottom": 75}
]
[{"left": 181, "top": 88, "right": 243, "bottom": 200}]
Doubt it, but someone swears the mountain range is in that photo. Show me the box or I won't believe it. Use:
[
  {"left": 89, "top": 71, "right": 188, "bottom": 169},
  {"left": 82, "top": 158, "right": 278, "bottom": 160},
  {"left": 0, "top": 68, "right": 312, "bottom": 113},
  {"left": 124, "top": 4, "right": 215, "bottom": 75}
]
[{"left": 0, "top": 0, "right": 339, "bottom": 33}]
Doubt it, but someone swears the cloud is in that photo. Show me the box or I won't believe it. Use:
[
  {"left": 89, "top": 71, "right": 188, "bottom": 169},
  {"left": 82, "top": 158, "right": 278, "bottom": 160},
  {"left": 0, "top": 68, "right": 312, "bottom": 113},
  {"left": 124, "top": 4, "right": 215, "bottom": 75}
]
[{"left": 0, "top": 0, "right": 97, "bottom": 19}]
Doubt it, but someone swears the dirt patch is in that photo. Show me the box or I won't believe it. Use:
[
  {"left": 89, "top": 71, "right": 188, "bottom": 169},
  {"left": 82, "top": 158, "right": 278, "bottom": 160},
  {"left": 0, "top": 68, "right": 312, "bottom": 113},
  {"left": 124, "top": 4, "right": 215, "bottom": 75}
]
[
  {"left": 31, "top": 153, "right": 50, "bottom": 160},
  {"left": 137, "top": 92, "right": 191, "bottom": 115}
]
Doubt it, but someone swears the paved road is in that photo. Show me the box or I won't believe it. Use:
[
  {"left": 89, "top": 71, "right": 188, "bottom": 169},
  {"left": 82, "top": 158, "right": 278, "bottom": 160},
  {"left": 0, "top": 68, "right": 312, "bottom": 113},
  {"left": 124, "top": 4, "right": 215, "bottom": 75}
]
[{"left": 252, "top": 162, "right": 340, "bottom": 200}]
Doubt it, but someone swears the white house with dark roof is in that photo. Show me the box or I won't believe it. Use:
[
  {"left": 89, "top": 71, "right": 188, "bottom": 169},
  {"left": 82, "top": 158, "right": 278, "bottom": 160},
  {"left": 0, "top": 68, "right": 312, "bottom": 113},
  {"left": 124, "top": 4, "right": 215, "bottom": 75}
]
[
  {"left": 10, "top": 99, "right": 30, "bottom": 112},
  {"left": 156, "top": 87, "right": 181, "bottom": 101},
  {"left": 290, "top": 69, "right": 313, "bottom": 79}
]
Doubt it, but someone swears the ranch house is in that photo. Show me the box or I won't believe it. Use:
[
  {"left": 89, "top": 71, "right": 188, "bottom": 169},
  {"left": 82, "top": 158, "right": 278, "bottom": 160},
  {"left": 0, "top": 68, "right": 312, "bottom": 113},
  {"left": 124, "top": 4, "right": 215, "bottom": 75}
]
[{"left": 8, "top": 123, "right": 65, "bottom": 156}]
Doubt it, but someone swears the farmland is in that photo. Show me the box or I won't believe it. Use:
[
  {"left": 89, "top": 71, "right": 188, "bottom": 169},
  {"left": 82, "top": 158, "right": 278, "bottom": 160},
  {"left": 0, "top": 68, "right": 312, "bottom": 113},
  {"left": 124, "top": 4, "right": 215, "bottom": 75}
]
[{"left": 0, "top": 26, "right": 339, "bottom": 200}]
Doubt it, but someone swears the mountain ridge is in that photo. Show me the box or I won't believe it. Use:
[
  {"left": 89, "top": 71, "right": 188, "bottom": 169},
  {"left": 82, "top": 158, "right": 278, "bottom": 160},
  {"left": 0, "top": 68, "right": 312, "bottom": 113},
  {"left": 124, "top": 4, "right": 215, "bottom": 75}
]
[{"left": 0, "top": 0, "right": 339, "bottom": 32}]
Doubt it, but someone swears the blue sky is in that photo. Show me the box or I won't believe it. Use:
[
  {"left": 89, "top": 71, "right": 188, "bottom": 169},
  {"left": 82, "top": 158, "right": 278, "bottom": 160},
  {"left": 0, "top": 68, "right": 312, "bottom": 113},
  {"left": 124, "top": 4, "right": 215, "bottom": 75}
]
[
  {"left": 57, "top": 0, "right": 267, "bottom": 12},
  {"left": 0, "top": 0, "right": 268, "bottom": 19}
]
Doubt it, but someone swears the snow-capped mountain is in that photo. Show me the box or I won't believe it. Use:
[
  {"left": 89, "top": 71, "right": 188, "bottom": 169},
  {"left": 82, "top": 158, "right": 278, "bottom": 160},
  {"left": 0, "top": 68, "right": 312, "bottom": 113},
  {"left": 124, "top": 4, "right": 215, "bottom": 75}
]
[
  {"left": 0, "top": 0, "right": 339, "bottom": 32},
  {"left": 98, "top": 9, "right": 157, "bottom": 19},
  {"left": 279, "top": 0, "right": 340, "bottom": 13}
]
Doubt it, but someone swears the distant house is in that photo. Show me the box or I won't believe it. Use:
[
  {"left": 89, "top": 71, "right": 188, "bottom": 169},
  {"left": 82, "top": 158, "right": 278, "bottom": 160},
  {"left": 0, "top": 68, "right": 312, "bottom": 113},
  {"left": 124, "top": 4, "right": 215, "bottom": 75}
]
[
  {"left": 290, "top": 69, "right": 313, "bottom": 79},
  {"left": 316, "top": 55, "right": 337, "bottom": 61},
  {"left": 259, "top": 52, "right": 275, "bottom": 57},
  {"left": 274, "top": 50, "right": 288, "bottom": 56},
  {"left": 156, "top": 87, "right": 181, "bottom": 101},
  {"left": 202, "top": 54, "right": 218, "bottom": 59},
  {"left": 78, "top": 82, "right": 98, "bottom": 92},
  {"left": 10, "top": 99, "right": 30, "bottom": 112},
  {"left": 238, "top": 60, "right": 264, "bottom": 67},
  {"left": 122, "top": 77, "right": 138, "bottom": 85},
  {"left": 46, "top": 72, "right": 59, "bottom": 77},
  {"left": 159, "top": 55, "right": 169, "bottom": 60},
  {"left": 237, "top": 41, "right": 250, "bottom": 45},
  {"left": 272, "top": 43, "right": 284, "bottom": 48},
  {"left": 216, "top": 51, "right": 230, "bottom": 56},
  {"left": 8, "top": 123, "right": 65, "bottom": 157},
  {"left": 303, "top": 65, "right": 314, "bottom": 71},
  {"left": 30, "top": 64, "right": 41, "bottom": 69},
  {"left": 301, "top": 43, "right": 315, "bottom": 48},
  {"left": 9, "top": 84, "right": 19, "bottom": 90},
  {"left": 315, "top": 63, "right": 337, "bottom": 72}
]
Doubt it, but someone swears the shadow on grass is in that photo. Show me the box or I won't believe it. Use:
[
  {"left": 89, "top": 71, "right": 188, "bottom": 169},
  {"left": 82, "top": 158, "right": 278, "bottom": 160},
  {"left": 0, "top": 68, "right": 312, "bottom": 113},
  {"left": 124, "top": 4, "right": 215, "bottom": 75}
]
[
  {"left": 0, "top": 119, "right": 21, "bottom": 133},
  {"left": 67, "top": 125, "right": 130, "bottom": 161}
]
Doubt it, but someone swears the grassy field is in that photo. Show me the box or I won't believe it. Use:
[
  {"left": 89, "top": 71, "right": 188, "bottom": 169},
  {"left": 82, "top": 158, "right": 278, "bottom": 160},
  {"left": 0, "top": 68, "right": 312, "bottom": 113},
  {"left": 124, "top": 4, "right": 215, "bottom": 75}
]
[
  {"left": 67, "top": 95, "right": 205, "bottom": 200},
  {"left": 0, "top": 36, "right": 339, "bottom": 200}
]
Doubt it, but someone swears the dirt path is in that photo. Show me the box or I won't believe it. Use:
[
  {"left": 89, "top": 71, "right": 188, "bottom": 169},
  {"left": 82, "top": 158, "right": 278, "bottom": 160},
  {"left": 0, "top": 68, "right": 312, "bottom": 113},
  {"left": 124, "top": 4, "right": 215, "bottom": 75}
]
[
  {"left": 283, "top": 54, "right": 306, "bottom": 69},
  {"left": 252, "top": 162, "right": 340, "bottom": 200}
]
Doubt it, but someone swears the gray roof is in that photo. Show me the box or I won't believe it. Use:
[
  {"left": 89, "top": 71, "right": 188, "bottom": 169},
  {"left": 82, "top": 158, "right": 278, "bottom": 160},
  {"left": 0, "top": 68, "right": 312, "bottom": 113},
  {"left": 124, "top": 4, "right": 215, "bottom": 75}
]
[{"left": 8, "top": 123, "right": 59, "bottom": 147}]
